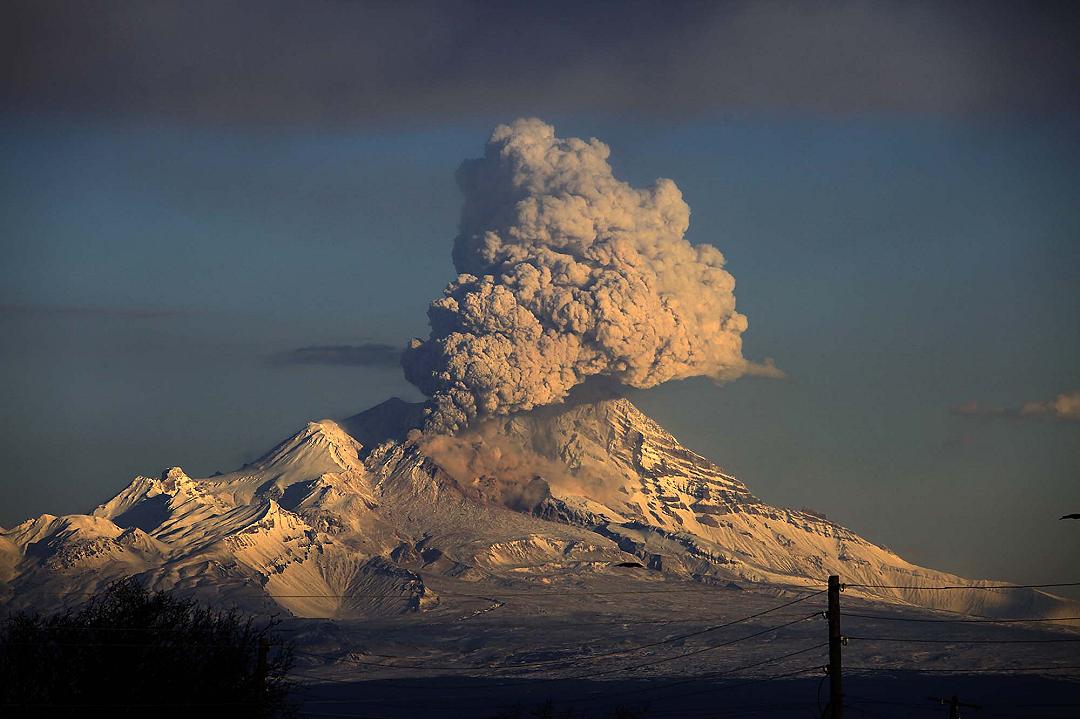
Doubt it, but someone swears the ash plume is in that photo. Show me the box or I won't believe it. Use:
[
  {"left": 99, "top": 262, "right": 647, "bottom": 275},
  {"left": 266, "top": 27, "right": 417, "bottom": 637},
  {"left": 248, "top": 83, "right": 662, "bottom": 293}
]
[
  {"left": 420, "top": 420, "right": 621, "bottom": 511},
  {"left": 403, "top": 119, "right": 779, "bottom": 432}
]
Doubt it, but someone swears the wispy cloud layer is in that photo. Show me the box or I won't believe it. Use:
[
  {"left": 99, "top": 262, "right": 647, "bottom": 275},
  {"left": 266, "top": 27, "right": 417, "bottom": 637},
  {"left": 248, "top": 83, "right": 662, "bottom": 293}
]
[
  {"left": 1018, "top": 392, "right": 1080, "bottom": 422},
  {"left": 951, "top": 391, "right": 1080, "bottom": 423},
  {"left": 271, "top": 344, "right": 402, "bottom": 369},
  {"left": 0, "top": 303, "right": 183, "bottom": 319}
]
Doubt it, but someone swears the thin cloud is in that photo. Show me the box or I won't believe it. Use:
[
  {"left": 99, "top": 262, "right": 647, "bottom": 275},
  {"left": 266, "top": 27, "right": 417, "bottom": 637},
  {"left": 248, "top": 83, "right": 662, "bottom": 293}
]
[
  {"left": 950, "top": 400, "right": 1009, "bottom": 419},
  {"left": 272, "top": 344, "right": 402, "bottom": 369},
  {"left": 0, "top": 303, "right": 184, "bottom": 319},
  {"left": 1018, "top": 391, "right": 1080, "bottom": 422},
  {"left": 950, "top": 391, "right": 1080, "bottom": 423}
]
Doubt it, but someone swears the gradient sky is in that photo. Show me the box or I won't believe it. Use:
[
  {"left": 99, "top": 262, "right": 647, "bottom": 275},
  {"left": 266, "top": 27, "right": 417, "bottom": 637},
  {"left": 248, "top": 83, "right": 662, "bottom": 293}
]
[{"left": 2, "top": 1, "right": 1078, "bottom": 590}]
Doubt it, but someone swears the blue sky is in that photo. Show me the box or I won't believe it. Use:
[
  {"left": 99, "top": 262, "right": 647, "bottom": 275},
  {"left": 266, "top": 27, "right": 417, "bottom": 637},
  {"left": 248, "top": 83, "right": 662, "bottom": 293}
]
[
  {"left": 2, "top": 114, "right": 1077, "bottom": 587},
  {"left": 2, "top": 1, "right": 1078, "bottom": 590}
]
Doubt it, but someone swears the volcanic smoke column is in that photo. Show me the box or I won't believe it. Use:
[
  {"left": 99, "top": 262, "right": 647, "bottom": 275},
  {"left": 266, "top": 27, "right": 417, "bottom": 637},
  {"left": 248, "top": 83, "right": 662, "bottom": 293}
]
[{"left": 403, "top": 119, "right": 779, "bottom": 432}]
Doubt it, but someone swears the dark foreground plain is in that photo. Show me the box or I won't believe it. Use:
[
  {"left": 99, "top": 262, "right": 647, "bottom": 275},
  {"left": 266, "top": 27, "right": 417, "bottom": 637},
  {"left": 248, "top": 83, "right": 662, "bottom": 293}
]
[
  {"left": 290, "top": 674, "right": 1080, "bottom": 718},
  {"left": 282, "top": 583, "right": 1080, "bottom": 719}
]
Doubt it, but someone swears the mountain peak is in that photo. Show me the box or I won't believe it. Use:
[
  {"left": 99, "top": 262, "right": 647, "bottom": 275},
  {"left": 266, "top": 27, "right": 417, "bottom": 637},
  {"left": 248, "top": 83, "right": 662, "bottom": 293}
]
[
  {"left": 341, "top": 397, "right": 427, "bottom": 455},
  {"left": 251, "top": 420, "right": 364, "bottom": 473},
  {"left": 159, "top": 466, "right": 195, "bottom": 493},
  {"left": 161, "top": 466, "right": 188, "bottom": 481},
  {"left": 493, "top": 395, "right": 751, "bottom": 500}
]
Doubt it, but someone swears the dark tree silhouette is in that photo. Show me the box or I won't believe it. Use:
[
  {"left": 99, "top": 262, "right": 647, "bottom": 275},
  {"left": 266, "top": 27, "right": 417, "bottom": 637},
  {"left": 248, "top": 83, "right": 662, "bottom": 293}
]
[{"left": 0, "top": 578, "right": 294, "bottom": 718}]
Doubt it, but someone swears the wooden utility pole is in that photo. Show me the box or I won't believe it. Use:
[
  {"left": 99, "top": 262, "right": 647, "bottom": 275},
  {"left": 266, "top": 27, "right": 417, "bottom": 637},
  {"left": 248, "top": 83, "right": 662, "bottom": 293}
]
[{"left": 827, "top": 575, "right": 843, "bottom": 719}]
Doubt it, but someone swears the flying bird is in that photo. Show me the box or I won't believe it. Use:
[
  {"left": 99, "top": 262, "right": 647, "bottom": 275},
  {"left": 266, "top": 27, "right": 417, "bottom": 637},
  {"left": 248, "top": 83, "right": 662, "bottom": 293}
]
[{"left": 1060, "top": 514, "right": 1080, "bottom": 520}]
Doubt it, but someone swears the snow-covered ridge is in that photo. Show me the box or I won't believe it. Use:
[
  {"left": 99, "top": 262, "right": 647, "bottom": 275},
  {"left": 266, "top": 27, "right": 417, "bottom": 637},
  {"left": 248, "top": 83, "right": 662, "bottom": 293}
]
[{"left": 2, "top": 397, "right": 1076, "bottom": 621}]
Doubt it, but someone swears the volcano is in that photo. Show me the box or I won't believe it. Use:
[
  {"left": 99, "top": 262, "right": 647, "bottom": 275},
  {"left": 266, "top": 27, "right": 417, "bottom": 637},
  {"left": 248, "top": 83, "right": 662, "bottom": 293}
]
[{"left": 1, "top": 397, "right": 1074, "bottom": 621}]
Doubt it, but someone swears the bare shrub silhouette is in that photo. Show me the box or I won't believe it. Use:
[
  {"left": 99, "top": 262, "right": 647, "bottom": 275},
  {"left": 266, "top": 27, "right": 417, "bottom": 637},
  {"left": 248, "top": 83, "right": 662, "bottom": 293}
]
[{"left": 0, "top": 578, "right": 294, "bottom": 717}]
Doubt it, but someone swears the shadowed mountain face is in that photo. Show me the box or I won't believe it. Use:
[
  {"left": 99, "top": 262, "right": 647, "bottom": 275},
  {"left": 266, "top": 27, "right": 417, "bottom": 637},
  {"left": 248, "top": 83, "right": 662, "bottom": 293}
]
[{"left": 1, "top": 398, "right": 1075, "bottom": 620}]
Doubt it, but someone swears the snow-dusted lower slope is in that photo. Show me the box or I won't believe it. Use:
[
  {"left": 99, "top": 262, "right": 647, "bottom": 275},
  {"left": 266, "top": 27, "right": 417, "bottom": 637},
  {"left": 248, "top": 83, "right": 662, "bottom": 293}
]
[{"left": 1, "top": 397, "right": 1075, "bottom": 620}]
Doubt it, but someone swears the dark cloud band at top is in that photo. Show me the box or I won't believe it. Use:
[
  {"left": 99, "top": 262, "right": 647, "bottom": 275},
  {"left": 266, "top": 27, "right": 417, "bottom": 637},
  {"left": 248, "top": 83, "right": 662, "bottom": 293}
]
[{"left": 4, "top": 0, "right": 1079, "bottom": 127}]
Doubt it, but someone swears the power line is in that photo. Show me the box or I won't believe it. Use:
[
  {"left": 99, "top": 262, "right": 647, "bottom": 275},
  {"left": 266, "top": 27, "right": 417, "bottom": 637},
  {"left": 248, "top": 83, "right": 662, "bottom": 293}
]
[
  {"left": 15, "top": 624, "right": 298, "bottom": 632},
  {"left": 266, "top": 586, "right": 781, "bottom": 598},
  {"left": 573, "top": 641, "right": 828, "bottom": 704},
  {"left": 578, "top": 612, "right": 821, "bottom": 679},
  {"left": 295, "top": 590, "right": 826, "bottom": 673},
  {"left": 547, "top": 666, "right": 825, "bottom": 719},
  {"left": 846, "top": 635, "right": 1080, "bottom": 645},
  {"left": 505, "top": 592, "right": 824, "bottom": 672},
  {"left": 443, "top": 609, "right": 820, "bottom": 628},
  {"left": 842, "top": 612, "right": 1080, "bottom": 624},
  {"left": 35, "top": 576, "right": 1078, "bottom": 602},
  {"left": 285, "top": 570, "right": 1079, "bottom": 717},
  {"left": 26, "top": 583, "right": 830, "bottom": 601},
  {"left": 298, "top": 610, "right": 821, "bottom": 702},
  {"left": 289, "top": 669, "right": 358, "bottom": 684},
  {"left": 300, "top": 612, "right": 818, "bottom": 675},
  {"left": 844, "top": 581, "right": 1080, "bottom": 591},
  {"left": 1, "top": 640, "right": 284, "bottom": 649},
  {"left": 846, "top": 665, "right": 1080, "bottom": 674},
  {"left": 287, "top": 662, "right": 1080, "bottom": 719}
]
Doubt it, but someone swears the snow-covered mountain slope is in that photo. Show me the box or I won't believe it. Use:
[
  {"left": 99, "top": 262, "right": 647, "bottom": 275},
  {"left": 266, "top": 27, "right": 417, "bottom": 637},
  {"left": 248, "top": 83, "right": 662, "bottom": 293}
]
[{"left": 2, "top": 397, "right": 1075, "bottom": 620}]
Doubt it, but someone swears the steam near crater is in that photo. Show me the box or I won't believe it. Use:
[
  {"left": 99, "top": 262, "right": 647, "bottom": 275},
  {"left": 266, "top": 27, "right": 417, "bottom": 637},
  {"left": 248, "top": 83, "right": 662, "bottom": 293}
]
[{"left": 403, "top": 119, "right": 780, "bottom": 432}]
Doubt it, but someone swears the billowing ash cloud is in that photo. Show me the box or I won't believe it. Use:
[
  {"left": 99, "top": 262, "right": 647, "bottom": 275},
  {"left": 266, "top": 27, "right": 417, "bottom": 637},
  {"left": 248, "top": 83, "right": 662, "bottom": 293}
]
[{"left": 403, "top": 119, "right": 779, "bottom": 432}]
